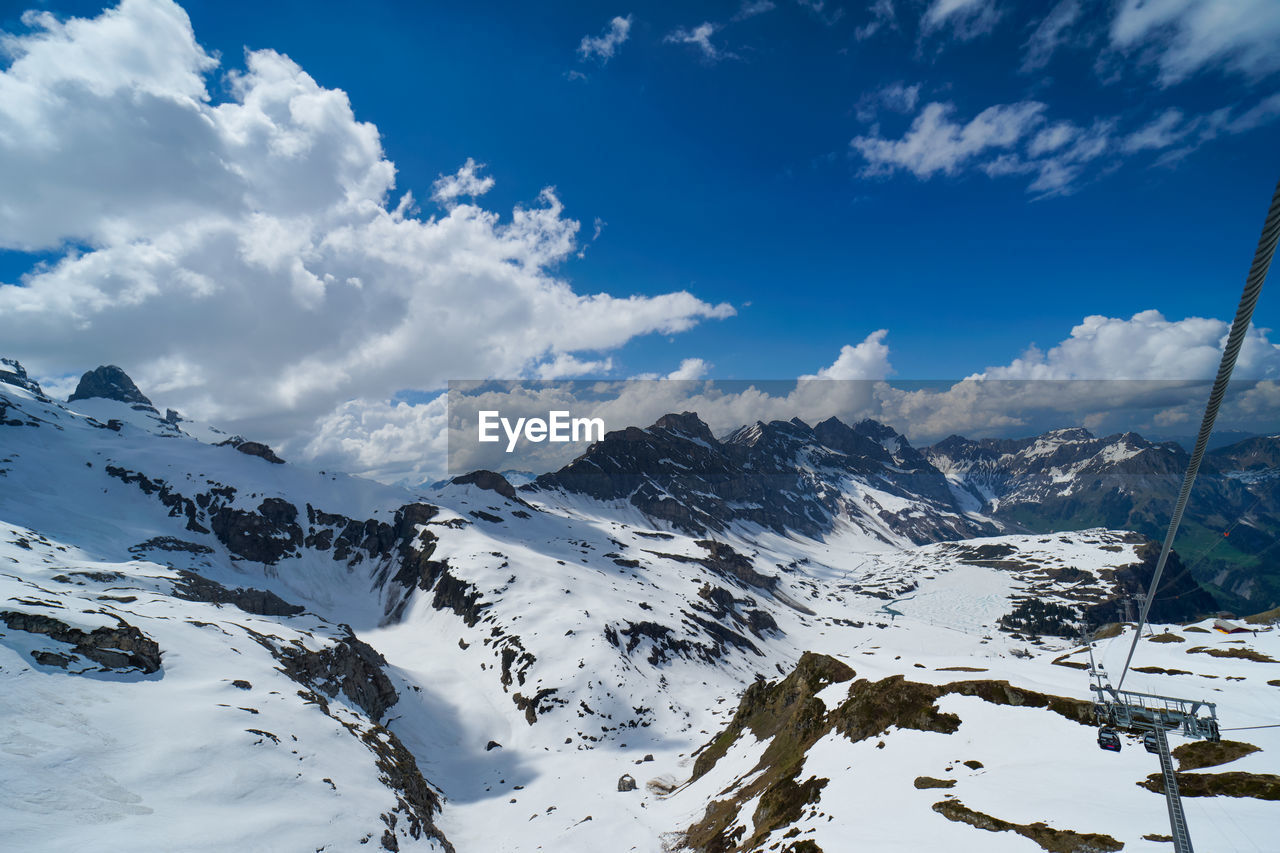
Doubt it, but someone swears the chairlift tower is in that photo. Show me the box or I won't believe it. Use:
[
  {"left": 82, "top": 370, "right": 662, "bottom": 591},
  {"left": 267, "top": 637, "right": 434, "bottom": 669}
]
[{"left": 1087, "top": 643, "right": 1220, "bottom": 853}]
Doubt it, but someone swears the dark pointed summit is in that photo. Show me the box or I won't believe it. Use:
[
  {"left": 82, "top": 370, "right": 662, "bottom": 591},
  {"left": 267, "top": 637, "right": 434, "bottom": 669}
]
[{"left": 68, "top": 365, "right": 155, "bottom": 410}]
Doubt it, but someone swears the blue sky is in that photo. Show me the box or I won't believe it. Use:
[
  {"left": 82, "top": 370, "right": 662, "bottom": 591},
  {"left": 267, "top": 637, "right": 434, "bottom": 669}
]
[
  {"left": 161, "top": 0, "right": 1280, "bottom": 377},
  {"left": 0, "top": 0, "right": 1278, "bottom": 481}
]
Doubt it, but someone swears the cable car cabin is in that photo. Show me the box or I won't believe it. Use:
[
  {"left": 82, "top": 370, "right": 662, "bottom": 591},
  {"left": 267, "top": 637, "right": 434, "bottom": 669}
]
[
  {"left": 1097, "top": 728, "right": 1122, "bottom": 752},
  {"left": 1144, "top": 732, "right": 1161, "bottom": 754}
]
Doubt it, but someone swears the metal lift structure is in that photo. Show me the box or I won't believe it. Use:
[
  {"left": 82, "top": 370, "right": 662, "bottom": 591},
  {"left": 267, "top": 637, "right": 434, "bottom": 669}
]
[{"left": 1087, "top": 642, "right": 1219, "bottom": 853}]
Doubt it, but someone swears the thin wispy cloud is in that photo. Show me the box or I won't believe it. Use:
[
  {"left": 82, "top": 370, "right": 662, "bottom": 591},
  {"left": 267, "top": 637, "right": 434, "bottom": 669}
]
[
  {"left": 795, "top": 0, "right": 845, "bottom": 27},
  {"left": 577, "top": 14, "right": 633, "bottom": 64},
  {"left": 1109, "top": 0, "right": 1280, "bottom": 85},
  {"left": 920, "top": 0, "right": 1002, "bottom": 40},
  {"left": 1020, "top": 0, "right": 1083, "bottom": 72},
  {"left": 664, "top": 22, "right": 731, "bottom": 62},
  {"left": 854, "top": 81, "right": 921, "bottom": 123},
  {"left": 732, "top": 0, "right": 776, "bottom": 22},
  {"left": 852, "top": 85, "right": 1277, "bottom": 196},
  {"left": 852, "top": 101, "right": 1047, "bottom": 180},
  {"left": 1122, "top": 108, "right": 1196, "bottom": 153},
  {"left": 855, "top": 0, "right": 897, "bottom": 40},
  {"left": 1229, "top": 92, "right": 1280, "bottom": 133}
]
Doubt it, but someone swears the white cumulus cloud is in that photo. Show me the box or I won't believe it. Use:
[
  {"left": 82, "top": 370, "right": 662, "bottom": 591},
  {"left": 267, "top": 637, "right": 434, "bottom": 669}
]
[
  {"left": 430, "top": 157, "right": 496, "bottom": 207},
  {"left": 972, "top": 310, "right": 1280, "bottom": 380},
  {"left": 0, "top": 0, "right": 734, "bottom": 475},
  {"left": 804, "top": 330, "right": 893, "bottom": 380}
]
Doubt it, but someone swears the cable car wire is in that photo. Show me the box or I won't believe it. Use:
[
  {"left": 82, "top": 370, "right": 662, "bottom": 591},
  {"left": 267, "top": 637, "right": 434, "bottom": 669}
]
[{"left": 1116, "top": 176, "right": 1280, "bottom": 691}]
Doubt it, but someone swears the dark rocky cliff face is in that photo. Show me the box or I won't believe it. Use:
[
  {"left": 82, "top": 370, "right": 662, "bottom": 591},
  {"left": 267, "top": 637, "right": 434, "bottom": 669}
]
[{"left": 268, "top": 632, "right": 401, "bottom": 720}]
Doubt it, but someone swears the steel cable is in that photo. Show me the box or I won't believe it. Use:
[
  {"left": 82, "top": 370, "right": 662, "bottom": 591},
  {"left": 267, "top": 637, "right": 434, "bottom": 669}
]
[{"left": 1117, "top": 176, "right": 1280, "bottom": 690}]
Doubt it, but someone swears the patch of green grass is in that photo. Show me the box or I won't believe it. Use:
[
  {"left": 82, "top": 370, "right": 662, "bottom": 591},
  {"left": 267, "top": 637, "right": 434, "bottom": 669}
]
[
  {"left": 1245, "top": 605, "right": 1280, "bottom": 625},
  {"left": 932, "top": 799, "right": 1123, "bottom": 852},
  {"left": 913, "top": 776, "right": 956, "bottom": 789},
  {"left": 1186, "top": 646, "right": 1278, "bottom": 663},
  {"left": 1140, "top": 771, "right": 1280, "bottom": 800},
  {"left": 1134, "top": 666, "right": 1193, "bottom": 675},
  {"left": 1173, "top": 740, "right": 1260, "bottom": 771}
]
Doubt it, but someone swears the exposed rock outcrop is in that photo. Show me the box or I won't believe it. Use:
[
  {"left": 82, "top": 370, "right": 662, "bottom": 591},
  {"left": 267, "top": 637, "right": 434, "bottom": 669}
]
[
  {"left": 1139, "top": 770, "right": 1280, "bottom": 800},
  {"left": 270, "top": 632, "right": 400, "bottom": 720},
  {"left": 0, "top": 358, "right": 50, "bottom": 401},
  {"left": 171, "top": 570, "right": 305, "bottom": 617},
  {"left": 246, "top": 624, "right": 452, "bottom": 853},
  {"left": 1, "top": 610, "right": 162, "bottom": 673},
  {"left": 216, "top": 436, "right": 286, "bottom": 464},
  {"left": 210, "top": 498, "right": 303, "bottom": 564}
]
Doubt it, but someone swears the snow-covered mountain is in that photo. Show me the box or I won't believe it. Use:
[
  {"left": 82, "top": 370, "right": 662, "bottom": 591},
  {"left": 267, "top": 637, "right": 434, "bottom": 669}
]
[
  {"left": 2, "top": 361, "right": 1277, "bottom": 853},
  {"left": 925, "top": 428, "right": 1280, "bottom": 609}
]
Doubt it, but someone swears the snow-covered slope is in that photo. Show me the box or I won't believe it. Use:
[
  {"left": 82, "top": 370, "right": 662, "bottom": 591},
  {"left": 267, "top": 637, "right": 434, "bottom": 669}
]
[
  {"left": 2, "top": 362, "right": 1276, "bottom": 852},
  {"left": 0, "top": 523, "right": 450, "bottom": 852}
]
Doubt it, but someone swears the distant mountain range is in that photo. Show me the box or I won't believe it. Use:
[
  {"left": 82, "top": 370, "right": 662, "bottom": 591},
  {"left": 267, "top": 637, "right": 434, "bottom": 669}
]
[{"left": 531, "top": 410, "right": 1278, "bottom": 612}]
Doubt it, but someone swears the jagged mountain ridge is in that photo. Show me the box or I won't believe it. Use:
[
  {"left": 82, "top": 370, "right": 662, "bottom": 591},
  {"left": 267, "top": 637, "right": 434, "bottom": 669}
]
[{"left": 530, "top": 412, "right": 998, "bottom": 545}]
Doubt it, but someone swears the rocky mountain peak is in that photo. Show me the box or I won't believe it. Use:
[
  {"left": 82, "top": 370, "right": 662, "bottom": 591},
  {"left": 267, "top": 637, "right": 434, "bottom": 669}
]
[
  {"left": 68, "top": 365, "right": 155, "bottom": 411},
  {"left": 852, "top": 417, "right": 901, "bottom": 440},
  {"left": 0, "top": 358, "right": 49, "bottom": 401},
  {"left": 812, "top": 415, "right": 881, "bottom": 454},
  {"left": 1041, "top": 427, "right": 1095, "bottom": 443},
  {"left": 929, "top": 434, "right": 982, "bottom": 455},
  {"left": 452, "top": 469, "right": 521, "bottom": 502},
  {"left": 652, "top": 411, "right": 716, "bottom": 444},
  {"left": 724, "top": 418, "right": 813, "bottom": 450}
]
